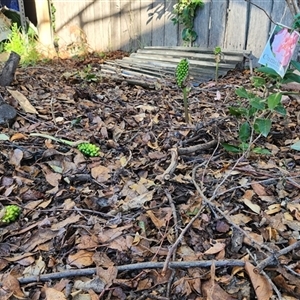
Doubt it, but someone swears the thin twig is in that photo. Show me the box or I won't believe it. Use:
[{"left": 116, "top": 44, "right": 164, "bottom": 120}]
[
  {"left": 18, "top": 259, "right": 245, "bottom": 284},
  {"left": 244, "top": 0, "right": 276, "bottom": 24},
  {"left": 164, "top": 189, "right": 179, "bottom": 297}
]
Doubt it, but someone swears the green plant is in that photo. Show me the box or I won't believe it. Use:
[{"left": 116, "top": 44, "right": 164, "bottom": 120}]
[
  {"left": 78, "top": 143, "right": 100, "bottom": 157},
  {"left": 0, "top": 205, "right": 21, "bottom": 225},
  {"left": 4, "top": 23, "right": 39, "bottom": 66},
  {"left": 175, "top": 58, "right": 191, "bottom": 123},
  {"left": 222, "top": 63, "right": 300, "bottom": 154},
  {"left": 214, "top": 46, "right": 222, "bottom": 82},
  {"left": 30, "top": 133, "right": 100, "bottom": 157},
  {"left": 171, "top": 0, "right": 204, "bottom": 46}
]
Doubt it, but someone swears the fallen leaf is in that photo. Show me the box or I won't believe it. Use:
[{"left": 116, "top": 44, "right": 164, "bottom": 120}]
[
  {"left": 244, "top": 261, "right": 273, "bottom": 300},
  {"left": 7, "top": 88, "right": 38, "bottom": 114}
]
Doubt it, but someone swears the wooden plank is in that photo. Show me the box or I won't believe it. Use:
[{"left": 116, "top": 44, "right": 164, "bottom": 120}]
[
  {"left": 120, "top": 1, "right": 132, "bottom": 51},
  {"left": 150, "top": 0, "right": 165, "bottom": 46},
  {"left": 80, "top": 1, "right": 95, "bottom": 50},
  {"left": 122, "top": 55, "right": 236, "bottom": 69},
  {"left": 164, "top": 0, "right": 178, "bottom": 46},
  {"left": 271, "top": 1, "right": 294, "bottom": 27},
  {"left": 97, "top": 0, "right": 111, "bottom": 51},
  {"left": 128, "top": 0, "right": 140, "bottom": 51},
  {"left": 140, "top": 0, "right": 152, "bottom": 47},
  {"left": 208, "top": 0, "right": 228, "bottom": 48},
  {"left": 246, "top": 0, "right": 273, "bottom": 58},
  {"left": 110, "top": 0, "right": 121, "bottom": 50},
  {"left": 194, "top": 0, "right": 211, "bottom": 47},
  {"left": 224, "top": 0, "right": 248, "bottom": 50},
  {"left": 143, "top": 46, "right": 250, "bottom": 56},
  {"left": 136, "top": 49, "right": 245, "bottom": 62}
]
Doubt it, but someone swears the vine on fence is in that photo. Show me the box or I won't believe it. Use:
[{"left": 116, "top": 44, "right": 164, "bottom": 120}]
[{"left": 171, "top": 0, "right": 204, "bottom": 46}]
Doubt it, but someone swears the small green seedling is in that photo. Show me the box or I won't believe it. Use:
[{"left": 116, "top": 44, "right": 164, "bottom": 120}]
[
  {"left": 30, "top": 133, "right": 100, "bottom": 157},
  {"left": 214, "top": 46, "right": 222, "bottom": 82},
  {"left": 222, "top": 61, "right": 300, "bottom": 155},
  {"left": 0, "top": 205, "right": 21, "bottom": 225},
  {"left": 176, "top": 58, "right": 191, "bottom": 123}
]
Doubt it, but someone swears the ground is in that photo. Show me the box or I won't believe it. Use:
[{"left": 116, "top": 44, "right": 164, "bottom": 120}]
[{"left": 0, "top": 52, "right": 300, "bottom": 300}]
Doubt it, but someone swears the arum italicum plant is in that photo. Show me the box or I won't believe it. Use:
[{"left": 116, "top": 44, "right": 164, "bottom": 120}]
[
  {"left": 176, "top": 58, "right": 190, "bottom": 123},
  {"left": 30, "top": 133, "right": 100, "bottom": 157}
]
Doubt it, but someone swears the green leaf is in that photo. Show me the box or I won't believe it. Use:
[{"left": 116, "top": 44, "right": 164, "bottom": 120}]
[
  {"left": 252, "top": 147, "right": 272, "bottom": 155},
  {"left": 251, "top": 76, "right": 266, "bottom": 88},
  {"left": 283, "top": 72, "right": 300, "bottom": 84},
  {"left": 250, "top": 97, "right": 266, "bottom": 110},
  {"left": 222, "top": 143, "right": 242, "bottom": 153},
  {"left": 248, "top": 106, "right": 258, "bottom": 117},
  {"left": 274, "top": 104, "right": 286, "bottom": 115},
  {"left": 239, "top": 142, "right": 249, "bottom": 151},
  {"left": 229, "top": 106, "right": 248, "bottom": 117},
  {"left": 267, "top": 93, "right": 282, "bottom": 110},
  {"left": 291, "top": 60, "right": 300, "bottom": 72},
  {"left": 291, "top": 141, "right": 300, "bottom": 151},
  {"left": 235, "top": 87, "right": 250, "bottom": 98},
  {"left": 254, "top": 118, "right": 272, "bottom": 137},
  {"left": 239, "top": 122, "right": 250, "bottom": 142},
  {"left": 256, "top": 66, "right": 280, "bottom": 77}
]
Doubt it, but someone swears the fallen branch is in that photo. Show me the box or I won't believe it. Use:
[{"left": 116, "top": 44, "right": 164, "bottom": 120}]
[
  {"left": 155, "top": 148, "right": 178, "bottom": 181},
  {"left": 178, "top": 140, "right": 217, "bottom": 155},
  {"left": 255, "top": 240, "right": 300, "bottom": 273},
  {"left": 18, "top": 259, "right": 245, "bottom": 284}
]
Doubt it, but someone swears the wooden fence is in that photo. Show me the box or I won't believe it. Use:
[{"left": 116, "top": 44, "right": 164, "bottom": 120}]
[{"left": 52, "top": 0, "right": 295, "bottom": 59}]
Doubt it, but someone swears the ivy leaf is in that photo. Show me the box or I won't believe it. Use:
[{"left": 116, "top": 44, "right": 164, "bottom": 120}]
[
  {"left": 254, "top": 118, "right": 272, "bottom": 137},
  {"left": 239, "top": 122, "right": 250, "bottom": 142},
  {"left": 267, "top": 93, "right": 282, "bottom": 110}
]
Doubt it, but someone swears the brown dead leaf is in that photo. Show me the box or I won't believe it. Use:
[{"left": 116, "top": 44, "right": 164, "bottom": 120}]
[
  {"left": 97, "top": 266, "right": 118, "bottom": 287},
  {"left": 244, "top": 261, "right": 273, "bottom": 300},
  {"left": 51, "top": 214, "right": 81, "bottom": 230},
  {"left": 91, "top": 165, "right": 111, "bottom": 182},
  {"left": 68, "top": 250, "right": 94, "bottom": 268},
  {"left": 74, "top": 277, "right": 105, "bottom": 293},
  {"left": 22, "top": 228, "right": 58, "bottom": 252},
  {"left": 44, "top": 287, "right": 67, "bottom": 300},
  {"left": 10, "top": 132, "right": 26, "bottom": 141},
  {"left": 77, "top": 235, "right": 99, "bottom": 250},
  {"left": 204, "top": 242, "right": 226, "bottom": 255},
  {"left": 251, "top": 183, "right": 268, "bottom": 196},
  {"left": 7, "top": 88, "right": 39, "bottom": 114},
  {"left": 22, "top": 256, "right": 46, "bottom": 277},
  {"left": 9, "top": 148, "right": 23, "bottom": 167},
  {"left": 118, "top": 190, "right": 154, "bottom": 211},
  {"left": 0, "top": 273, "right": 25, "bottom": 300}
]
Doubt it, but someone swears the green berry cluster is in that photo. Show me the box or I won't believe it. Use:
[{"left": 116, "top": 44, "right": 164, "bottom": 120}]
[
  {"left": 1, "top": 205, "right": 21, "bottom": 224},
  {"left": 78, "top": 143, "right": 100, "bottom": 157},
  {"left": 175, "top": 58, "right": 189, "bottom": 88}
]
